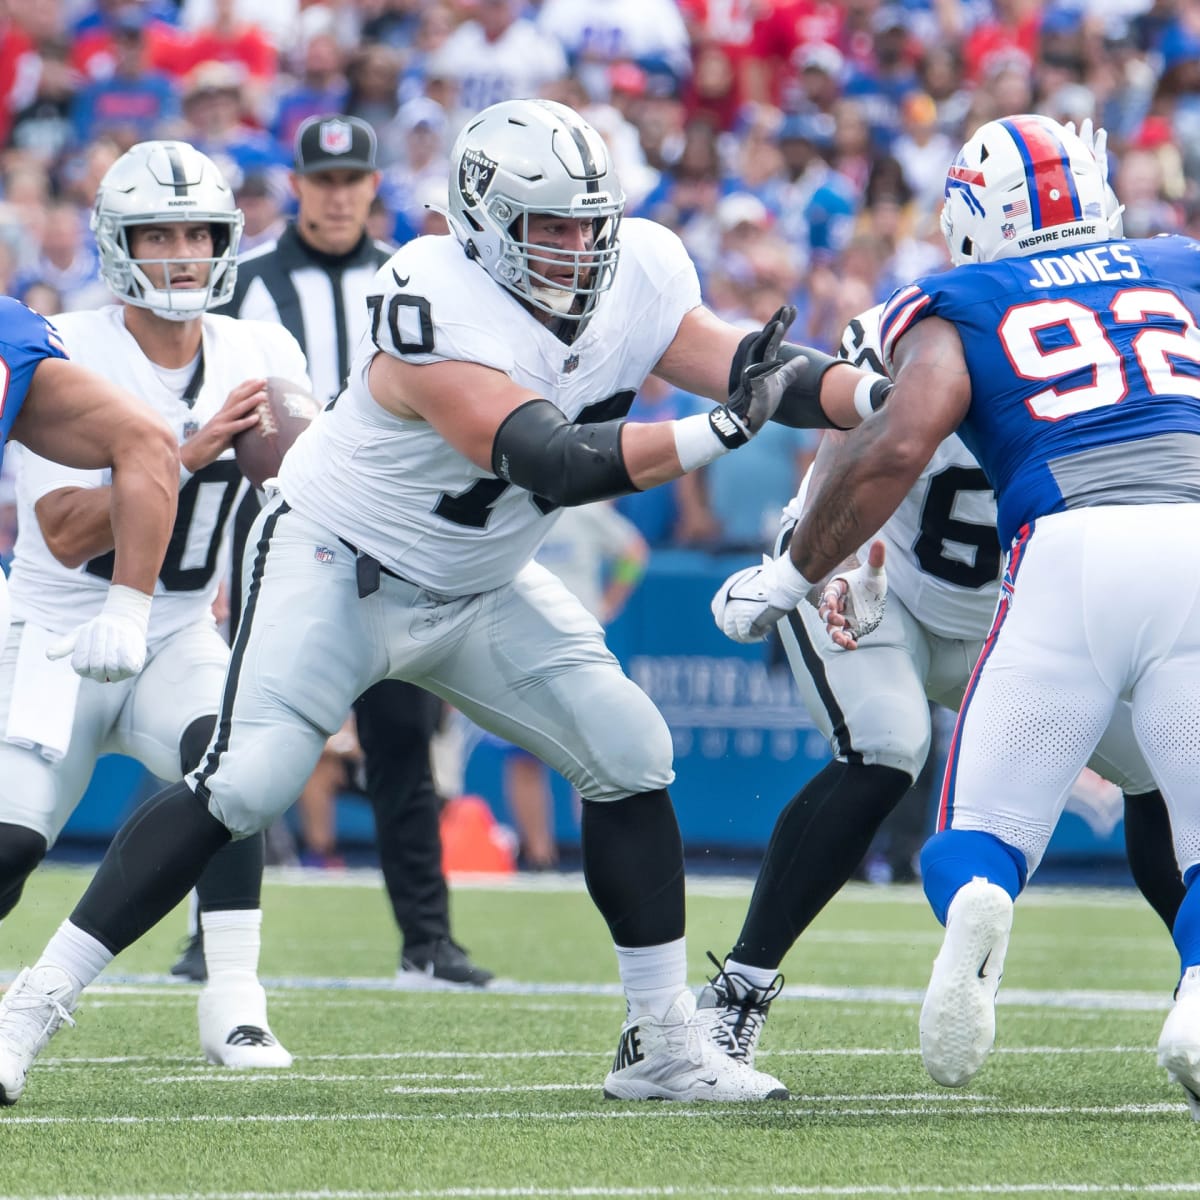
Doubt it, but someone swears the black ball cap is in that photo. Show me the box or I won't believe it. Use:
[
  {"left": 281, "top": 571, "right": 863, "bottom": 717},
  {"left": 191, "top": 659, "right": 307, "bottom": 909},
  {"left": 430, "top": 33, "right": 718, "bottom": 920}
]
[{"left": 294, "top": 114, "right": 378, "bottom": 174}]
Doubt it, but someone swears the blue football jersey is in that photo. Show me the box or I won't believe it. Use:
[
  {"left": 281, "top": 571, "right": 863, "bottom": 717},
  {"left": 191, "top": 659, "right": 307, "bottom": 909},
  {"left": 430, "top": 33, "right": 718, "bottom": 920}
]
[
  {"left": 0, "top": 298, "right": 69, "bottom": 470},
  {"left": 880, "top": 235, "right": 1200, "bottom": 545}
]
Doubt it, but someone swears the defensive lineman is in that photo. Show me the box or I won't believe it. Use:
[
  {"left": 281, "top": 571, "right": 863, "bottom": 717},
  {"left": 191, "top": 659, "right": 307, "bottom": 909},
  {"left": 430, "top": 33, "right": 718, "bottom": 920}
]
[
  {"left": 0, "top": 99, "right": 885, "bottom": 1104},
  {"left": 703, "top": 300, "right": 1183, "bottom": 1072},
  {"left": 0, "top": 141, "right": 308, "bottom": 1073},
  {"left": 718, "top": 113, "right": 1200, "bottom": 1113}
]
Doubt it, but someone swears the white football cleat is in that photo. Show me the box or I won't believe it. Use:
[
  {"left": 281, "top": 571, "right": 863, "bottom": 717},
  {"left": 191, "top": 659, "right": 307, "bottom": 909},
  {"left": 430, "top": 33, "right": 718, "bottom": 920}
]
[
  {"left": 603, "top": 989, "right": 789, "bottom": 1102},
  {"left": 198, "top": 980, "right": 293, "bottom": 1068},
  {"left": 0, "top": 966, "right": 78, "bottom": 1105},
  {"left": 920, "top": 877, "right": 1013, "bottom": 1088},
  {"left": 1157, "top": 965, "right": 1200, "bottom": 1120},
  {"left": 694, "top": 953, "right": 783, "bottom": 1068}
]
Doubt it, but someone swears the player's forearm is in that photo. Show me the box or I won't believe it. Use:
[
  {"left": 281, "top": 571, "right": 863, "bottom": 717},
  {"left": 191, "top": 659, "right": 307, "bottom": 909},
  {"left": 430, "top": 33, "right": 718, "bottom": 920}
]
[
  {"left": 788, "top": 425, "right": 924, "bottom": 581},
  {"left": 39, "top": 487, "right": 118, "bottom": 568},
  {"left": 107, "top": 435, "right": 179, "bottom": 595}
]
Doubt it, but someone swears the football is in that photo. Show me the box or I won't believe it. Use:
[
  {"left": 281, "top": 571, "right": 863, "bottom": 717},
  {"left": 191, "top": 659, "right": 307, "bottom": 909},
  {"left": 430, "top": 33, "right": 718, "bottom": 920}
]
[{"left": 233, "top": 376, "right": 322, "bottom": 489}]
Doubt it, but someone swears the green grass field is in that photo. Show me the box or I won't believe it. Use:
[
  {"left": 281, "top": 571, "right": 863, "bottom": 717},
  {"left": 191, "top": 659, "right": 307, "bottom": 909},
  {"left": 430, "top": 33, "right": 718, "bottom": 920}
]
[{"left": 0, "top": 864, "right": 1195, "bottom": 1199}]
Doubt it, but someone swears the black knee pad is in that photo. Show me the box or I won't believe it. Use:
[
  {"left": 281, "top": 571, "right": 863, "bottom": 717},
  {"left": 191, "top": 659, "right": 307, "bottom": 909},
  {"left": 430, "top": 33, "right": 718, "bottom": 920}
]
[
  {"left": 180, "top": 714, "right": 218, "bottom": 777},
  {"left": 0, "top": 823, "right": 49, "bottom": 919}
]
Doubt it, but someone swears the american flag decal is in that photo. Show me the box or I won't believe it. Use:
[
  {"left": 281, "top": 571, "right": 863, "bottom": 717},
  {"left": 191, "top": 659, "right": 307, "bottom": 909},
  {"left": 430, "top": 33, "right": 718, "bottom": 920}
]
[{"left": 1002, "top": 198, "right": 1029, "bottom": 218}]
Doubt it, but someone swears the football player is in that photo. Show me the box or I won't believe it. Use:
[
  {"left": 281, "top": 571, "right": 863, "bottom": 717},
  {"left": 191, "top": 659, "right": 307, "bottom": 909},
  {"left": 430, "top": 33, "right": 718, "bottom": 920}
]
[
  {"left": 0, "top": 99, "right": 890, "bottom": 1106},
  {"left": 704, "top": 299, "right": 1183, "bottom": 1073},
  {"left": 0, "top": 140, "right": 311, "bottom": 1070},
  {"left": 0, "top": 302, "right": 178, "bottom": 678},
  {"left": 715, "top": 113, "right": 1200, "bottom": 1113}
]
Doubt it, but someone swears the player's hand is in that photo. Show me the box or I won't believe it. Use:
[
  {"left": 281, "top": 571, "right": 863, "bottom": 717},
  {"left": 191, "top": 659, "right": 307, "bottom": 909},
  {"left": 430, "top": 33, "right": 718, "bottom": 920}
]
[
  {"left": 180, "top": 378, "right": 266, "bottom": 475},
  {"left": 818, "top": 540, "right": 887, "bottom": 650},
  {"left": 1065, "top": 117, "right": 1109, "bottom": 184},
  {"left": 46, "top": 584, "right": 152, "bottom": 682},
  {"left": 711, "top": 550, "right": 812, "bottom": 643},
  {"left": 706, "top": 306, "right": 802, "bottom": 448}
]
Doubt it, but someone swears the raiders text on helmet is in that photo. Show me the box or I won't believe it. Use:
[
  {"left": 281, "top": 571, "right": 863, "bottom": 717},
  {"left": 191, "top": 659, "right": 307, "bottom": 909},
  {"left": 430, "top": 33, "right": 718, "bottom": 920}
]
[
  {"left": 444, "top": 99, "right": 624, "bottom": 326},
  {"left": 92, "top": 140, "right": 244, "bottom": 320}
]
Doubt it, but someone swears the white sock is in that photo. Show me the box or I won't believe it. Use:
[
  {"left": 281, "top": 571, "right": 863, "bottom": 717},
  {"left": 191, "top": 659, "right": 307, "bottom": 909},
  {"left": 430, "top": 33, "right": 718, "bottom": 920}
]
[
  {"left": 615, "top": 936, "right": 688, "bottom": 1019},
  {"left": 724, "top": 957, "right": 781, "bottom": 995},
  {"left": 35, "top": 920, "right": 114, "bottom": 996},
  {"left": 200, "top": 908, "right": 262, "bottom": 985},
  {"left": 186, "top": 890, "right": 200, "bottom": 939}
]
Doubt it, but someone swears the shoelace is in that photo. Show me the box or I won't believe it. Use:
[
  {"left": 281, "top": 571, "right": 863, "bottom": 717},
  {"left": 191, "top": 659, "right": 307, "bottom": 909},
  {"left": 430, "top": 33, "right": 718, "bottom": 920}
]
[
  {"left": 702, "top": 951, "right": 784, "bottom": 1062},
  {"left": 0, "top": 988, "right": 76, "bottom": 1051}
]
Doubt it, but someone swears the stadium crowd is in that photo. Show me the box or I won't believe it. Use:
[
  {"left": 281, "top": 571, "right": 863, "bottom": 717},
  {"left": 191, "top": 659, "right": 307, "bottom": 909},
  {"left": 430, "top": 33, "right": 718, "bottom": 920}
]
[{"left": 1, "top": 0, "right": 1199, "bottom": 559}]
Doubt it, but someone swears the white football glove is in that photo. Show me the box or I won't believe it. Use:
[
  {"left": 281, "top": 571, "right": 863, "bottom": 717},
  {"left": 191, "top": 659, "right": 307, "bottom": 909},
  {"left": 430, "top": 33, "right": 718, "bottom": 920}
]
[
  {"left": 47, "top": 584, "right": 152, "bottom": 682},
  {"left": 818, "top": 545, "right": 887, "bottom": 649},
  {"left": 711, "top": 553, "right": 814, "bottom": 644}
]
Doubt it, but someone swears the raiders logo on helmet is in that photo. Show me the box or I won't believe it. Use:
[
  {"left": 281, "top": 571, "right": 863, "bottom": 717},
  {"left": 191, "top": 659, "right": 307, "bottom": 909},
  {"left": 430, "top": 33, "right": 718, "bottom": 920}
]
[{"left": 459, "top": 148, "right": 498, "bottom": 206}]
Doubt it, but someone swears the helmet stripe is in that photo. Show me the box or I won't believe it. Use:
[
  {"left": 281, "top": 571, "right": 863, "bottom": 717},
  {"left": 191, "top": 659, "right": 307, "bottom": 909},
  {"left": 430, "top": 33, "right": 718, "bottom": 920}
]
[
  {"left": 1000, "top": 117, "right": 1081, "bottom": 229},
  {"left": 558, "top": 115, "right": 599, "bottom": 193},
  {"left": 163, "top": 143, "right": 189, "bottom": 197}
]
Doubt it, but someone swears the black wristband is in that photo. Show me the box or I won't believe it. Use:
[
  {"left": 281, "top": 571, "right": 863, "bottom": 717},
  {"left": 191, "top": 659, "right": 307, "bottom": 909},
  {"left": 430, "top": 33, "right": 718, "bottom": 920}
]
[{"left": 707, "top": 405, "right": 749, "bottom": 450}]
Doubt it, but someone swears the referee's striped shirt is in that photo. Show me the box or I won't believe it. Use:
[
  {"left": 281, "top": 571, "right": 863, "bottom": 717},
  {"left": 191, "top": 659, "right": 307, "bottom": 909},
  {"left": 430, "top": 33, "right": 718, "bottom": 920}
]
[{"left": 225, "top": 221, "right": 393, "bottom": 405}]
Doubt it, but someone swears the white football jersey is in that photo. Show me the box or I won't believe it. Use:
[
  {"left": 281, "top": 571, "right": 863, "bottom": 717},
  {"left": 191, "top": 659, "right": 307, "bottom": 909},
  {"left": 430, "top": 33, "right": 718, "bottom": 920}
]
[
  {"left": 279, "top": 219, "right": 702, "bottom": 595},
  {"left": 8, "top": 305, "right": 310, "bottom": 644},
  {"left": 789, "top": 305, "right": 1005, "bottom": 642}
]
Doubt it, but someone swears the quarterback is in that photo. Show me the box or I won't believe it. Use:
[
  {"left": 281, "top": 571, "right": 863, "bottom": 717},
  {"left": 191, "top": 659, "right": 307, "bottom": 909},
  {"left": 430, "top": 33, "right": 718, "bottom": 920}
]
[
  {"left": 722, "top": 113, "right": 1200, "bottom": 1114},
  {"left": 0, "top": 99, "right": 890, "bottom": 1106},
  {"left": 0, "top": 141, "right": 310, "bottom": 1073}
]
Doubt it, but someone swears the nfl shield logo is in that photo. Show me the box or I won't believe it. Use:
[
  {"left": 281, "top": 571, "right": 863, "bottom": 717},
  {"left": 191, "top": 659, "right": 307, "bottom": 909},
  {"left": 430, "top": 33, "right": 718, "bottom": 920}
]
[
  {"left": 562, "top": 353, "right": 580, "bottom": 374},
  {"left": 314, "top": 546, "right": 336, "bottom": 564},
  {"left": 182, "top": 419, "right": 200, "bottom": 440},
  {"left": 319, "top": 119, "right": 353, "bottom": 156},
  {"left": 1001, "top": 222, "right": 1015, "bottom": 241}
]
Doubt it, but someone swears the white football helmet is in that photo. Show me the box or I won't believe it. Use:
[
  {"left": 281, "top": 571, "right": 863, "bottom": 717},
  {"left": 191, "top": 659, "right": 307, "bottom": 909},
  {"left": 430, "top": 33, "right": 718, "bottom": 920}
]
[
  {"left": 444, "top": 99, "right": 624, "bottom": 326},
  {"left": 940, "top": 115, "right": 1112, "bottom": 267},
  {"left": 92, "top": 141, "right": 244, "bottom": 321}
]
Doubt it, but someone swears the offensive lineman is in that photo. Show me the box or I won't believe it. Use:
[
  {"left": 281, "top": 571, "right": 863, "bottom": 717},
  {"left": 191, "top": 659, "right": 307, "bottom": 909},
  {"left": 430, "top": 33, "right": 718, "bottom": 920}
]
[
  {"left": 702, "top": 300, "right": 1184, "bottom": 1073},
  {"left": 715, "top": 113, "right": 1200, "bottom": 1113},
  {"left": 0, "top": 99, "right": 888, "bottom": 1105},
  {"left": 0, "top": 141, "right": 308, "bottom": 1070}
]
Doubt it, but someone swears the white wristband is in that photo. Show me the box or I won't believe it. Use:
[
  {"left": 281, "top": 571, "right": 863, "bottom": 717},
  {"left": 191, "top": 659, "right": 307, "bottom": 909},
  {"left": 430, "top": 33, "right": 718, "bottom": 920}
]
[
  {"left": 764, "top": 552, "right": 814, "bottom": 610},
  {"left": 853, "top": 373, "right": 883, "bottom": 421},
  {"left": 672, "top": 412, "right": 730, "bottom": 472},
  {"left": 101, "top": 583, "right": 153, "bottom": 636}
]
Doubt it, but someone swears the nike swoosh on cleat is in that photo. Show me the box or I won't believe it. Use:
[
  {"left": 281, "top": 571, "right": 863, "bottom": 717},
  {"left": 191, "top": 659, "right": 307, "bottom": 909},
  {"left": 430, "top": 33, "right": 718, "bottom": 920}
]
[
  {"left": 698, "top": 1076, "right": 718, "bottom": 1087},
  {"left": 977, "top": 951, "right": 992, "bottom": 980}
]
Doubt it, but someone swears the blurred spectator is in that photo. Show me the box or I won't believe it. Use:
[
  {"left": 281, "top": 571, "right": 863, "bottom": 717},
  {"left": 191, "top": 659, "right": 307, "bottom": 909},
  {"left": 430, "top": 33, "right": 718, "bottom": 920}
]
[
  {"left": 918, "top": 44, "right": 972, "bottom": 139},
  {"left": 182, "top": 0, "right": 277, "bottom": 118},
  {"left": 842, "top": 5, "right": 921, "bottom": 150},
  {"left": 179, "top": 0, "right": 299, "bottom": 58},
  {"left": 0, "top": 162, "right": 51, "bottom": 271},
  {"left": 11, "top": 199, "right": 106, "bottom": 311},
  {"left": 395, "top": 2, "right": 456, "bottom": 107},
  {"left": 16, "top": 280, "right": 62, "bottom": 318},
  {"left": 8, "top": 37, "right": 78, "bottom": 167},
  {"left": 426, "top": 0, "right": 568, "bottom": 133},
  {"left": 741, "top": 0, "right": 843, "bottom": 111},
  {"left": 0, "top": 1, "right": 36, "bottom": 148},
  {"left": 1114, "top": 143, "right": 1185, "bottom": 238},
  {"left": 892, "top": 90, "right": 955, "bottom": 211},
  {"left": 379, "top": 96, "right": 448, "bottom": 243},
  {"left": 358, "top": 0, "right": 424, "bottom": 51},
  {"left": 69, "top": 0, "right": 187, "bottom": 82},
  {"left": 234, "top": 170, "right": 286, "bottom": 252},
  {"left": 70, "top": 7, "right": 180, "bottom": 147},
  {"left": 829, "top": 96, "right": 874, "bottom": 199},
  {"left": 175, "top": 61, "right": 284, "bottom": 181},
  {"left": 346, "top": 43, "right": 402, "bottom": 156},
  {"left": 538, "top": 0, "right": 692, "bottom": 102},
  {"left": 271, "top": 27, "right": 348, "bottom": 151}
]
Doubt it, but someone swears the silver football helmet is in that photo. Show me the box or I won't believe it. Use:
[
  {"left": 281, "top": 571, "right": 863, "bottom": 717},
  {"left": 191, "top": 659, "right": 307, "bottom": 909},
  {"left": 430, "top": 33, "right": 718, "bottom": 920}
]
[
  {"left": 445, "top": 99, "right": 624, "bottom": 325},
  {"left": 92, "top": 140, "right": 244, "bottom": 320}
]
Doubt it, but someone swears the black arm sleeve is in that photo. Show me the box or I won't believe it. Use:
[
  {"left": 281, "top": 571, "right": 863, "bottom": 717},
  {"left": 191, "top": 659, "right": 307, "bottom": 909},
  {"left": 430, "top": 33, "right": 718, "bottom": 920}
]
[
  {"left": 491, "top": 399, "right": 637, "bottom": 507},
  {"left": 727, "top": 333, "right": 852, "bottom": 430}
]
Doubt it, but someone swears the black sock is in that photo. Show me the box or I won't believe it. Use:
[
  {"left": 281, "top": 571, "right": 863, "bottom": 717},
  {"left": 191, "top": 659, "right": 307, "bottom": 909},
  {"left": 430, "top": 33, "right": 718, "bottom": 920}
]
[
  {"left": 732, "top": 761, "right": 913, "bottom": 968},
  {"left": 580, "top": 790, "right": 684, "bottom": 947},
  {"left": 1124, "top": 788, "right": 1185, "bottom": 932},
  {"left": 71, "top": 781, "right": 232, "bottom": 954},
  {"left": 0, "top": 823, "right": 47, "bottom": 920},
  {"left": 195, "top": 831, "right": 265, "bottom": 911}
]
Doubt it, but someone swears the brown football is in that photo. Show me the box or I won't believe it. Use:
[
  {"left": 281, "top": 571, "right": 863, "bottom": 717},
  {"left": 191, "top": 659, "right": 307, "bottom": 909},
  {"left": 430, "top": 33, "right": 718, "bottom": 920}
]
[{"left": 233, "top": 376, "right": 321, "bottom": 489}]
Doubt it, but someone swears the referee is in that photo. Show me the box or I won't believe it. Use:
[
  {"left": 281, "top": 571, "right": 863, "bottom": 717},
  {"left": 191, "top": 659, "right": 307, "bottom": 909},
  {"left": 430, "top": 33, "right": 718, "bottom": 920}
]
[{"left": 175, "top": 114, "right": 493, "bottom": 989}]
